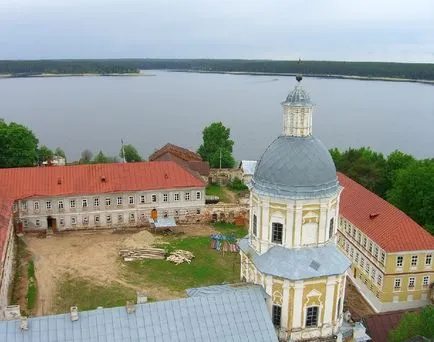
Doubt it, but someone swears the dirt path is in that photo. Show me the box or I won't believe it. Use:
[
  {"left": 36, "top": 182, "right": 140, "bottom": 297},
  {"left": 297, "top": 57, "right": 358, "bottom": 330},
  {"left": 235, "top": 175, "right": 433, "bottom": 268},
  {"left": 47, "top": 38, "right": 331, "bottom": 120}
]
[
  {"left": 222, "top": 187, "right": 238, "bottom": 203},
  {"left": 345, "top": 278, "right": 375, "bottom": 319},
  {"left": 24, "top": 225, "right": 216, "bottom": 315}
]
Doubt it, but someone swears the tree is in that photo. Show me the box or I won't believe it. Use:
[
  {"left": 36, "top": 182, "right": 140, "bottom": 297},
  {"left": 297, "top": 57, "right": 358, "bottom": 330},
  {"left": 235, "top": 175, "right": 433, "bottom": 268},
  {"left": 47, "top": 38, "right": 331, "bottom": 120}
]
[
  {"left": 387, "top": 160, "right": 434, "bottom": 233},
  {"left": 197, "top": 122, "right": 235, "bottom": 168},
  {"left": 384, "top": 150, "right": 415, "bottom": 190},
  {"left": 0, "top": 119, "right": 39, "bottom": 168},
  {"left": 80, "top": 149, "right": 93, "bottom": 164},
  {"left": 54, "top": 147, "right": 66, "bottom": 159},
  {"left": 120, "top": 144, "right": 142, "bottom": 162},
  {"left": 37, "top": 145, "right": 53, "bottom": 165},
  {"left": 93, "top": 151, "right": 109, "bottom": 164},
  {"left": 389, "top": 305, "right": 434, "bottom": 342}
]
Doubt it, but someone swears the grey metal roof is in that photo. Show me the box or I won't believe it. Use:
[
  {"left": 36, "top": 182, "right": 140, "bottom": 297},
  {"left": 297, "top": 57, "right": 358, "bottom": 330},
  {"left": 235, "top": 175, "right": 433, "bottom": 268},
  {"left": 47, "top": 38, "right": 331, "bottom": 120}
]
[
  {"left": 0, "top": 288, "right": 277, "bottom": 342},
  {"left": 252, "top": 135, "right": 340, "bottom": 199},
  {"left": 282, "top": 84, "right": 313, "bottom": 107},
  {"left": 239, "top": 238, "right": 351, "bottom": 280},
  {"left": 186, "top": 284, "right": 268, "bottom": 299}
]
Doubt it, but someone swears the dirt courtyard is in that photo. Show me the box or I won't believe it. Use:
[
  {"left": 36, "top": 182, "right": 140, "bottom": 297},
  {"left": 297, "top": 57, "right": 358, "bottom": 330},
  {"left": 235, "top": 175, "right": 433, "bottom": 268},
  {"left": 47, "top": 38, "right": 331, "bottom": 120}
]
[{"left": 23, "top": 225, "right": 217, "bottom": 316}]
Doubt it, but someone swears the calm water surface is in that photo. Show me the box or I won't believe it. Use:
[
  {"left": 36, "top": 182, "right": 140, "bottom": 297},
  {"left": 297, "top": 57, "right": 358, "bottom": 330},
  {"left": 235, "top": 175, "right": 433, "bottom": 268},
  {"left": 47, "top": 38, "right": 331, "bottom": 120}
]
[{"left": 0, "top": 71, "right": 433, "bottom": 161}]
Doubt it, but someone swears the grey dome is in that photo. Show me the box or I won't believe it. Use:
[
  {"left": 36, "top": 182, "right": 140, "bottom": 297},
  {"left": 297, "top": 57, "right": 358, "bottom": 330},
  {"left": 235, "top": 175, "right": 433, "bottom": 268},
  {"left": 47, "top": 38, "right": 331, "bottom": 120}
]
[
  {"left": 252, "top": 136, "right": 340, "bottom": 199},
  {"left": 282, "top": 85, "right": 313, "bottom": 107}
]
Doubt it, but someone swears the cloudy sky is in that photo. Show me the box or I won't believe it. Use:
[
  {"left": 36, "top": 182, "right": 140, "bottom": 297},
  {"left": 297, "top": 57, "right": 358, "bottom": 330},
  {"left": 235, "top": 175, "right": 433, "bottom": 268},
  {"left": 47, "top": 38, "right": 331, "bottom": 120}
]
[{"left": 0, "top": 0, "right": 433, "bottom": 62}]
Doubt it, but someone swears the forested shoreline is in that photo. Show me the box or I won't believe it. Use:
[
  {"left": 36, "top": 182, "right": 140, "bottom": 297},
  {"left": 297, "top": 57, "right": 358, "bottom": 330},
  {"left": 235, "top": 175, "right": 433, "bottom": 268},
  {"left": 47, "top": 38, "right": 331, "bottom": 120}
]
[{"left": 1, "top": 59, "right": 434, "bottom": 81}]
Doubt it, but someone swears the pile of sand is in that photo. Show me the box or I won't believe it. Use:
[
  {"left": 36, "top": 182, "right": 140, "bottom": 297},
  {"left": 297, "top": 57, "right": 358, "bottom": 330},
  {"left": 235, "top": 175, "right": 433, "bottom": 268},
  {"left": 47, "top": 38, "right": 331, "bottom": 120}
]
[{"left": 122, "top": 230, "right": 157, "bottom": 248}]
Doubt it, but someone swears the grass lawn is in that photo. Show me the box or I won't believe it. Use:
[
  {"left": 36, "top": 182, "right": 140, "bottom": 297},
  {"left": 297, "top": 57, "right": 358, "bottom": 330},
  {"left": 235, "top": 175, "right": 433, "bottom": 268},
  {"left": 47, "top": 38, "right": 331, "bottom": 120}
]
[
  {"left": 125, "top": 235, "right": 241, "bottom": 292},
  {"left": 205, "top": 184, "right": 232, "bottom": 203},
  {"left": 55, "top": 275, "right": 137, "bottom": 314},
  {"left": 213, "top": 222, "right": 248, "bottom": 238}
]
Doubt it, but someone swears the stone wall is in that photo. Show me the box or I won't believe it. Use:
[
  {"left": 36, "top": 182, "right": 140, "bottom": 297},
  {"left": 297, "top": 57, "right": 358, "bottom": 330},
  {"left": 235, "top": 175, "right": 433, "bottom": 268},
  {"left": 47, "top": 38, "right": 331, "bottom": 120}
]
[
  {"left": 0, "top": 218, "right": 15, "bottom": 320},
  {"left": 208, "top": 168, "right": 242, "bottom": 185},
  {"left": 202, "top": 204, "right": 249, "bottom": 226}
]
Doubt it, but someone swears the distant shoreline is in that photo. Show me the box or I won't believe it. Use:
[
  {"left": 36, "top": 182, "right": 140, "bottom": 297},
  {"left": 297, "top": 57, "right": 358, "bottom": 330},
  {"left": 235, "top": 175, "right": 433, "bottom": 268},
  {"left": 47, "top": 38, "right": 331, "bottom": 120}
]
[
  {"left": 0, "top": 72, "right": 155, "bottom": 79},
  {"left": 169, "top": 69, "right": 434, "bottom": 85}
]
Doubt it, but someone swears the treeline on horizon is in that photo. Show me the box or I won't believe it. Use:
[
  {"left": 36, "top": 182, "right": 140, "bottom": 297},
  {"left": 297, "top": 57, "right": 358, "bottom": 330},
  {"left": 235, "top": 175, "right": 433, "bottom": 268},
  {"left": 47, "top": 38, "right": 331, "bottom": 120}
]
[{"left": 1, "top": 59, "right": 434, "bottom": 80}]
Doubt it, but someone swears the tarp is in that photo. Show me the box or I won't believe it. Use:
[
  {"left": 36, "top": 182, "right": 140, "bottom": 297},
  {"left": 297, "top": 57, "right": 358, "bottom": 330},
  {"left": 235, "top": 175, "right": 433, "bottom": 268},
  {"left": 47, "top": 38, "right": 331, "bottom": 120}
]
[{"left": 149, "top": 217, "right": 176, "bottom": 228}]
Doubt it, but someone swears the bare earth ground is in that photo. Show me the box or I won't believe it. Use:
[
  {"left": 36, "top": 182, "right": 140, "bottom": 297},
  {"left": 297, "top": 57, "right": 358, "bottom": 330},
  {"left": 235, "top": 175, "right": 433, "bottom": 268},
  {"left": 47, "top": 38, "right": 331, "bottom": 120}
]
[
  {"left": 24, "top": 224, "right": 217, "bottom": 316},
  {"left": 345, "top": 278, "right": 375, "bottom": 319}
]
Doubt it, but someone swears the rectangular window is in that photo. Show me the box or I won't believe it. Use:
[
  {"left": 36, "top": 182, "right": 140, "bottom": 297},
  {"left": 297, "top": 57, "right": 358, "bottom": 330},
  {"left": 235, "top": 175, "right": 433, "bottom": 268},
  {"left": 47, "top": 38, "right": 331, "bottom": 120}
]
[
  {"left": 105, "top": 198, "right": 111, "bottom": 206},
  {"left": 58, "top": 200, "right": 64, "bottom": 209},
  {"left": 163, "top": 193, "right": 168, "bottom": 202},
  {"left": 196, "top": 191, "right": 201, "bottom": 200},
  {"left": 426, "top": 254, "right": 432, "bottom": 266},
  {"left": 35, "top": 219, "right": 41, "bottom": 227},
  {"left": 118, "top": 214, "right": 123, "bottom": 223},
  {"left": 185, "top": 192, "right": 190, "bottom": 201},
  {"left": 361, "top": 258, "right": 365, "bottom": 268},
  {"left": 59, "top": 218, "right": 65, "bottom": 226},
  {"left": 411, "top": 255, "right": 418, "bottom": 267},
  {"left": 253, "top": 214, "right": 257, "bottom": 236},
  {"left": 175, "top": 210, "right": 179, "bottom": 217},
  {"left": 94, "top": 198, "right": 99, "bottom": 207},
  {"left": 272, "top": 305, "right": 282, "bottom": 327},
  {"left": 377, "top": 274, "right": 383, "bottom": 286},
  {"left": 352, "top": 228, "right": 356, "bottom": 238},
  {"left": 357, "top": 231, "right": 361, "bottom": 243},
  {"left": 394, "top": 278, "right": 401, "bottom": 289},
  {"left": 163, "top": 211, "right": 168, "bottom": 218},
  {"left": 95, "top": 215, "right": 100, "bottom": 223},
  {"left": 83, "top": 216, "right": 89, "bottom": 225},
  {"left": 106, "top": 215, "right": 112, "bottom": 224},
  {"left": 408, "top": 277, "right": 415, "bottom": 288},
  {"left": 350, "top": 247, "right": 354, "bottom": 258},
  {"left": 151, "top": 194, "right": 157, "bottom": 202},
  {"left": 423, "top": 276, "right": 429, "bottom": 287},
  {"left": 23, "top": 219, "right": 29, "bottom": 228},
  {"left": 381, "top": 252, "right": 385, "bottom": 264},
  {"left": 363, "top": 237, "right": 367, "bottom": 248},
  {"left": 329, "top": 218, "right": 334, "bottom": 239},
  {"left": 71, "top": 217, "right": 77, "bottom": 225},
  {"left": 46, "top": 201, "right": 52, "bottom": 209},
  {"left": 365, "top": 263, "right": 370, "bottom": 274},
  {"left": 128, "top": 196, "right": 134, "bottom": 204},
  {"left": 70, "top": 200, "right": 75, "bottom": 208},
  {"left": 174, "top": 193, "right": 180, "bottom": 201},
  {"left": 82, "top": 199, "right": 88, "bottom": 208},
  {"left": 396, "top": 256, "right": 403, "bottom": 267},
  {"left": 34, "top": 201, "right": 40, "bottom": 210},
  {"left": 21, "top": 201, "right": 27, "bottom": 210},
  {"left": 368, "top": 241, "right": 373, "bottom": 253},
  {"left": 271, "top": 223, "right": 283, "bottom": 244},
  {"left": 117, "top": 197, "right": 123, "bottom": 206},
  {"left": 374, "top": 246, "right": 379, "bottom": 258},
  {"left": 371, "top": 268, "right": 375, "bottom": 280},
  {"left": 129, "top": 213, "right": 135, "bottom": 222},
  {"left": 196, "top": 209, "right": 201, "bottom": 215},
  {"left": 355, "top": 252, "right": 359, "bottom": 263},
  {"left": 305, "top": 307, "right": 319, "bottom": 327},
  {"left": 140, "top": 195, "right": 145, "bottom": 204}
]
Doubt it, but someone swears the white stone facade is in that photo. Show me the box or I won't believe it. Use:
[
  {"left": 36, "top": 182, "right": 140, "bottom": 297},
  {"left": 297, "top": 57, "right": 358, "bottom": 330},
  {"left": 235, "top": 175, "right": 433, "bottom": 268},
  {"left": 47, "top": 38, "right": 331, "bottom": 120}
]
[
  {"left": 0, "top": 218, "right": 15, "bottom": 319},
  {"left": 14, "top": 187, "right": 205, "bottom": 231}
]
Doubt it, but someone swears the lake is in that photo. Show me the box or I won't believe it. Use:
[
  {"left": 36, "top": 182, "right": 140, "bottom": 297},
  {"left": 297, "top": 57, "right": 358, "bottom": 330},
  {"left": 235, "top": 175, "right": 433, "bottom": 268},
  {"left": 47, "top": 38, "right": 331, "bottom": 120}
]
[{"left": 0, "top": 71, "right": 433, "bottom": 162}]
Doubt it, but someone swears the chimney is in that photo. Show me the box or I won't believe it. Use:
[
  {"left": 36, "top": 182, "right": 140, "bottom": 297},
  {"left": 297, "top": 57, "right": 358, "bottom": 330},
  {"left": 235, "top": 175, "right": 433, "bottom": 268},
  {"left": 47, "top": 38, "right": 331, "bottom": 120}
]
[
  {"left": 369, "top": 213, "right": 379, "bottom": 219},
  {"left": 70, "top": 306, "right": 79, "bottom": 321},
  {"left": 101, "top": 176, "right": 106, "bottom": 183},
  {"left": 57, "top": 178, "right": 62, "bottom": 185},
  {"left": 126, "top": 301, "right": 136, "bottom": 314},
  {"left": 20, "top": 316, "right": 29, "bottom": 331},
  {"left": 164, "top": 173, "right": 169, "bottom": 179},
  {"left": 136, "top": 291, "right": 148, "bottom": 304}
]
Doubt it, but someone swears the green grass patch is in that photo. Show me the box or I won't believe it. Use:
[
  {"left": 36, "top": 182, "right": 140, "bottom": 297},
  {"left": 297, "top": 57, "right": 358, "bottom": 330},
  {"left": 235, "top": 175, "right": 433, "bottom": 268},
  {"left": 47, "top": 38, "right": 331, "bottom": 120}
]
[
  {"left": 55, "top": 275, "right": 137, "bottom": 314},
  {"left": 26, "top": 260, "right": 37, "bottom": 311},
  {"left": 205, "top": 184, "right": 231, "bottom": 203},
  {"left": 213, "top": 223, "right": 248, "bottom": 238},
  {"left": 125, "top": 236, "right": 240, "bottom": 292}
]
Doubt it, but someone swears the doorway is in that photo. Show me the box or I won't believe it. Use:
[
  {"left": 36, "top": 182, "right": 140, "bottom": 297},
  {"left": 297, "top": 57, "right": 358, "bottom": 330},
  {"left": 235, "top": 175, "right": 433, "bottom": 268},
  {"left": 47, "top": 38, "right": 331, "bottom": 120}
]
[{"left": 47, "top": 216, "right": 57, "bottom": 232}]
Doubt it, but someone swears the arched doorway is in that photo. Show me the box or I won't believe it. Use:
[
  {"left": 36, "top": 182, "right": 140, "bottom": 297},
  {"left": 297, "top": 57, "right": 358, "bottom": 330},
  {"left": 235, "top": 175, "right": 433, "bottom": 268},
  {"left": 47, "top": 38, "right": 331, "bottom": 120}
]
[{"left": 151, "top": 209, "right": 158, "bottom": 221}]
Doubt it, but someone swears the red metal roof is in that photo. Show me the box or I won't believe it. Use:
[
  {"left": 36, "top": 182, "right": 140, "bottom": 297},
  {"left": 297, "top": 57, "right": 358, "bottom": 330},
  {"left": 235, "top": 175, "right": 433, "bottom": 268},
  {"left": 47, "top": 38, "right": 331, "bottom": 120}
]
[
  {"left": 149, "top": 143, "right": 203, "bottom": 162},
  {"left": 0, "top": 161, "right": 205, "bottom": 258},
  {"left": 338, "top": 172, "right": 434, "bottom": 253}
]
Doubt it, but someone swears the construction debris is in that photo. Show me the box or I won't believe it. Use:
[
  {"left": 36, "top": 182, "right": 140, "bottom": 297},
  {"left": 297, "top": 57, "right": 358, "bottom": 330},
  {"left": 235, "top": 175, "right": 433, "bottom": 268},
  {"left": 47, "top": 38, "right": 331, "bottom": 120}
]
[
  {"left": 119, "top": 247, "right": 166, "bottom": 261},
  {"left": 166, "top": 250, "right": 194, "bottom": 265}
]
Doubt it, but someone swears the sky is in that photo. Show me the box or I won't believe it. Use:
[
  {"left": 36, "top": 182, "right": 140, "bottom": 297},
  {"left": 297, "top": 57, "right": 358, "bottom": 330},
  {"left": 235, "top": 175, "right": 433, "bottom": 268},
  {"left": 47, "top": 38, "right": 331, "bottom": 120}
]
[{"left": 0, "top": 0, "right": 433, "bottom": 62}]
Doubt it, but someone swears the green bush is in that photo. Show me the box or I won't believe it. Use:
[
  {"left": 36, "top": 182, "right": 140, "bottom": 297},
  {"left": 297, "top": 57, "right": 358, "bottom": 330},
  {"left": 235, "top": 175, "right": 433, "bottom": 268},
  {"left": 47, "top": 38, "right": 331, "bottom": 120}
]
[{"left": 228, "top": 177, "right": 248, "bottom": 191}]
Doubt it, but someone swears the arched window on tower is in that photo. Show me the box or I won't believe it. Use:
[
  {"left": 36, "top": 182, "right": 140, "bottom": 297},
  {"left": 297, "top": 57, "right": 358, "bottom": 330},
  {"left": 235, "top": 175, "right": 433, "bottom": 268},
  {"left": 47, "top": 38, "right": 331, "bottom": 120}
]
[{"left": 329, "top": 218, "right": 334, "bottom": 240}]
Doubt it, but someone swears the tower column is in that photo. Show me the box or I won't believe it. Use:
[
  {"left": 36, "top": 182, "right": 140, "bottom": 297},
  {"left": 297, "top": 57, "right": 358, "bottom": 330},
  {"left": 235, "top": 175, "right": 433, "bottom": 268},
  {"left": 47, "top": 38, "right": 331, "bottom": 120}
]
[
  {"left": 323, "top": 276, "right": 336, "bottom": 324},
  {"left": 292, "top": 281, "right": 304, "bottom": 328},
  {"left": 281, "top": 280, "right": 290, "bottom": 329}
]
